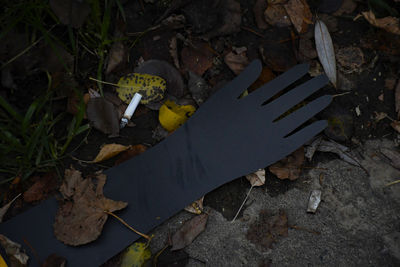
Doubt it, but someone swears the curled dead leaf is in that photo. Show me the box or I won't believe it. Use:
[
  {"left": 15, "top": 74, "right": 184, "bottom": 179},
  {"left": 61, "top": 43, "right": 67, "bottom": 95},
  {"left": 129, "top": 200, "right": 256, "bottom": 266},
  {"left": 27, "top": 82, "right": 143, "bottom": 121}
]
[
  {"left": 0, "top": 234, "right": 29, "bottom": 266},
  {"left": 114, "top": 144, "right": 148, "bottom": 165},
  {"left": 362, "top": 11, "right": 400, "bottom": 36},
  {"left": 246, "top": 169, "right": 265, "bottom": 187},
  {"left": 269, "top": 147, "right": 304, "bottom": 180},
  {"left": 92, "top": 143, "right": 131, "bottom": 163},
  {"left": 184, "top": 197, "right": 204, "bottom": 214},
  {"left": 224, "top": 47, "right": 250, "bottom": 75},
  {"left": 284, "top": 0, "right": 312, "bottom": 34}
]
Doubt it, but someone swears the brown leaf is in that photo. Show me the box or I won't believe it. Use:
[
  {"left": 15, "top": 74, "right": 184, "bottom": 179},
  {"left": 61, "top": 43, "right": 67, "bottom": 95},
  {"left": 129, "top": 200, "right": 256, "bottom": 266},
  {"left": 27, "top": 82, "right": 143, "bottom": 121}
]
[
  {"left": 59, "top": 167, "right": 83, "bottom": 199},
  {"left": 42, "top": 254, "right": 66, "bottom": 267},
  {"left": 253, "top": 0, "right": 269, "bottom": 30},
  {"left": 385, "top": 78, "right": 397, "bottom": 90},
  {"left": 86, "top": 97, "right": 120, "bottom": 137},
  {"left": 184, "top": 197, "right": 204, "bottom": 215},
  {"left": 269, "top": 147, "right": 304, "bottom": 180},
  {"left": 23, "top": 173, "right": 58, "bottom": 203},
  {"left": 298, "top": 37, "right": 317, "bottom": 61},
  {"left": 395, "top": 80, "right": 400, "bottom": 119},
  {"left": 246, "top": 209, "right": 288, "bottom": 249},
  {"left": 224, "top": 47, "right": 250, "bottom": 75},
  {"left": 0, "top": 234, "right": 29, "bottom": 266},
  {"left": 391, "top": 120, "right": 400, "bottom": 134},
  {"left": 381, "top": 148, "right": 400, "bottom": 170},
  {"left": 54, "top": 172, "right": 127, "bottom": 246},
  {"left": 246, "top": 169, "right": 265, "bottom": 187},
  {"left": 264, "top": 4, "right": 291, "bottom": 27},
  {"left": 49, "top": 0, "right": 90, "bottom": 28},
  {"left": 105, "top": 20, "right": 127, "bottom": 74},
  {"left": 169, "top": 36, "right": 180, "bottom": 69},
  {"left": 181, "top": 41, "right": 214, "bottom": 76},
  {"left": 362, "top": 11, "right": 400, "bottom": 36},
  {"left": 114, "top": 144, "right": 148, "bottom": 165},
  {"left": 333, "top": 0, "right": 357, "bottom": 16},
  {"left": 171, "top": 214, "right": 208, "bottom": 251},
  {"left": 284, "top": 0, "right": 312, "bottom": 34},
  {"left": 92, "top": 143, "right": 131, "bottom": 163}
]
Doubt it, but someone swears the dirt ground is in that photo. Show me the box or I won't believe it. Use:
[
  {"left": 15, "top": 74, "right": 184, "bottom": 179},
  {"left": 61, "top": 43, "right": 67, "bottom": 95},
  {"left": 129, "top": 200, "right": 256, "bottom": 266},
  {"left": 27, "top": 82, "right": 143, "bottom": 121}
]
[{"left": 1, "top": 0, "right": 400, "bottom": 266}]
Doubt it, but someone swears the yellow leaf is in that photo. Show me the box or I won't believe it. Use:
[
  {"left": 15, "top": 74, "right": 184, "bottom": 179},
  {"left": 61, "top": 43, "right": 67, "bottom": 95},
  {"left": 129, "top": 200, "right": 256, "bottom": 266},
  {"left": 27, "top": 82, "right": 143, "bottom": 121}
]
[
  {"left": 121, "top": 242, "right": 151, "bottom": 267},
  {"left": 92, "top": 144, "right": 130, "bottom": 163},
  {"left": 159, "top": 100, "right": 196, "bottom": 132},
  {"left": 0, "top": 254, "right": 7, "bottom": 267},
  {"left": 117, "top": 73, "right": 166, "bottom": 104}
]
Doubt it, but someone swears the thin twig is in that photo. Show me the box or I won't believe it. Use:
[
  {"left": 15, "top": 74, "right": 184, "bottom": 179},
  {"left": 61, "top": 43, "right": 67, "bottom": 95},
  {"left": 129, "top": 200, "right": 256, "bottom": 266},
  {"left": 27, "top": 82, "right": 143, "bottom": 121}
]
[
  {"left": 332, "top": 92, "right": 351, "bottom": 98},
  {"left": 105, "top": 210, "right": 152, "bottom": 241},
  {"left": 385, "top": 179, "right": 400, "bottom": 187},
  {"left": 231, "top": 185, "right": 253, "bottom": 222},
  {"left": 241, "top": 26, "right": 264, "bottom": 38}
]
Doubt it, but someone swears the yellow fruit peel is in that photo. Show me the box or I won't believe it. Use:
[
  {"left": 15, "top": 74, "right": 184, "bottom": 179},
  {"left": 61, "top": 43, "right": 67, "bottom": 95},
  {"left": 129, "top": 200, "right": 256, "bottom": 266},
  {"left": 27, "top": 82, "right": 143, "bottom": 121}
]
[{"left": 159, "top": 100, "right": 196, "bottom": 132}]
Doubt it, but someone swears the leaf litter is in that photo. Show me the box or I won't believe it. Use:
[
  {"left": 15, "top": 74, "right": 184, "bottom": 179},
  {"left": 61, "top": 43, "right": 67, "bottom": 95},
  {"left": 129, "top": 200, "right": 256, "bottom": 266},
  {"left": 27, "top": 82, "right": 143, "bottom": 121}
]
[
  {"left": 171, "top": 214, "right": 208, "bottom": 251},
  {"left": 54, "top": 168, "right": 127, "bottom": 246},
  {"left": 0, "top": 234, "right": 29, "bottom": 266}
]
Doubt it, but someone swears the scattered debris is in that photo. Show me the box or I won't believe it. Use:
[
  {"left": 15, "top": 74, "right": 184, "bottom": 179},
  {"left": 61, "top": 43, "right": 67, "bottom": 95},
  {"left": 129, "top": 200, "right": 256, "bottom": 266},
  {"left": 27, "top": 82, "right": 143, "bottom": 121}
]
[
  {"left": 315, "top": 19, "right": 337, "bottom": 87},
  {"left": 23, "top": 173, "right": 58, "bottom": 203},
  {"left": 92, "top": 143, "right": 131, "bottom": 163},
  {"left": 395, "top": 81, "right": 400, "bottom": 119},
  {"left": 159, "top": 100, "right": 196, "bottom": 132},
  {"left": 54, "top": 170, "right": 127, "bottom": 245},
  {"left": 171, "top": 214, "right": 208, "bottom": 251},
  {"left": 269, "top": 147, "right": 304, "bottom": 180},
  {"left": 224, "top": 47, "right": 250, "bottom": 75},
  {"left": 391, "top": 120, "right": 400, "bottom": 134},
  {"left": 316, "top": 139, "right": 361, "bottom": 167},
  {"left": 120, "top": 242, "right": 151, "bottom": 267},
  {"left": 185, "top": 197, "right": 204, "bottom": 214},
  {"left": 0, "top": 194, "right": 21, "bottom": 222},
  {"left": 355, "top": 105, "right": 361, "bottom": 116},
  {"left": 246, "top": 209, "right": 288, "bottom": 249},
  {"left": 0, "top": 234, "right": 29, "bottom": 266},
  {"left": 336, "top": 46, "right": 365, "bottom": 74},
  {"left": 374, "top": 111, "right": 387, "bottom": 122},
  {"left": 307, "top": 189, "right": 322, "bottom": 213},
  {"left": 362, "top": 11, "right": 400, "bottom": 36},
  {"left": 232, "top": 169, "right": 265, "bottom": 222},
  {"left": 169, "top": 36, "right": 180, "bottom": 69}
]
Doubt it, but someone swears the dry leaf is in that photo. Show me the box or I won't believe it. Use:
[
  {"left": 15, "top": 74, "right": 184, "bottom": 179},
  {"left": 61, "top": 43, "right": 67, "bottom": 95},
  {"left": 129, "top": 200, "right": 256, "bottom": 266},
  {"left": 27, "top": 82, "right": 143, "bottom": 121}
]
[
  {"left": 0, "top": 194, "right": 20, "bottom": 222},
  {"left": 249, "top": 67, "right": 276, "bottom": 93},
  {"left": 121, "top": 242, "right": 151, "bottom": 267},
  {"left": 86, "top": 97, "right": 120, "bottom": 137},
  {"left": 298, "top": 37, "right": 317, "bottom": 61},
  {"left": 317, "top": 139, "right": 361, "bottom": 167},
  {"left": 54, "top": 172, "right": 127, "bottom": 246},
  {"left": 362, "top": 11, "right": 400, "bottom": 36},
  {"left": 253, "top": 0, "right": 269, "bottom": 30},
  {"left": 184, "top": 197, "right": 204, "bottom": 215},
  {"left": 374, "top": 111, "right": 387, "bottom": 122},
  {"left": 284, "top": 0, "right": 312, "bottom": 34},
  {"left": 246, "top": 169, "right": 265, "bottom": 187},
  {"left": 391, "top": 120, "right": 400, "bottom": 134},
  {"left": 315, "top": 19, "right": 337, "bottom": 87},
  {"left": 333, "top": 0, "right": 357, "bottom": 16},
  {"left": 135, "top": 60, "right": 185, "bottom": 98},
  {"left": 50, "top": 0, "right": 90, "bottom": 28},
  {"left": 59, "top": 167, "right": 83, "bottom": 199},
  {"left": 224, "top": 47, "right": 250, "bottom": 75},
  {"left": 105, "top": 42, "right": 126, "bottom": 74},
  {"left": 114, "top": 144, "right": 148, "bottom": 165},
  {"left": 246, "top": 209, "right": 288, "bottom": 249},
  {"left": 0, "top": 234, "right": 29, "bottom": 266},
  {"left": 395, "top": 80, "right": 400, "bottom": 119},
  {"left": 42, "top": 254, "right": 66, "bottom": 267},
  {"left": 385, "top": 78, "right": 397, "bottom": 90},
  {"left": 381, "top": 148, "right": 400, "bottom": 170},
  {"left": 181, "top": 41, "right": 214, "bottom": 76},
  {"left": 169, "top": 36, "right": 180, "bottom": 69},
  {"left": 92, "top": 143, "right": 131, "bottom": 163},
  {"left": 269, "top": 147, "right": 304, "bottom": 180},
  {"left": 23, "top": 172, "right": 58, "bottom": 203},
  {"left": 264, "top": 4, "right": 292, "bottom": 27},
  {"left": 171, "top": 214, "right": 208, "bottom": 251}
]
